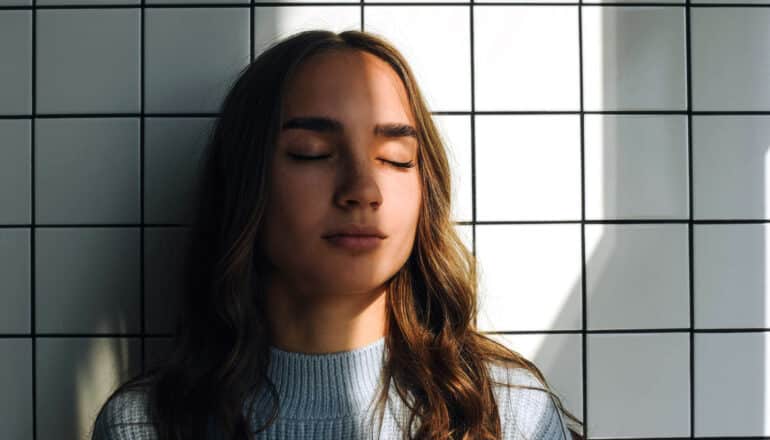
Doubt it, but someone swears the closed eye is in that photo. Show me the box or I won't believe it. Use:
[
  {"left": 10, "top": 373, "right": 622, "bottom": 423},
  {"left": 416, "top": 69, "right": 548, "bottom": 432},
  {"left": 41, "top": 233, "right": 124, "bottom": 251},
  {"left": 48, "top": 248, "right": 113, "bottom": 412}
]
[{"left": 288, "top": 153, "right": 415, "bottom": 169}]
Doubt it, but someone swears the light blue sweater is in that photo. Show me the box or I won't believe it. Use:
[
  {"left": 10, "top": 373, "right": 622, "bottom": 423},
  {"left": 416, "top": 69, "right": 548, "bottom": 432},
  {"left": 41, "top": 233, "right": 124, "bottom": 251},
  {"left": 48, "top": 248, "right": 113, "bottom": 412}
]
[{"left": 93, "top": 336, "right": 572, "bottom": 439}]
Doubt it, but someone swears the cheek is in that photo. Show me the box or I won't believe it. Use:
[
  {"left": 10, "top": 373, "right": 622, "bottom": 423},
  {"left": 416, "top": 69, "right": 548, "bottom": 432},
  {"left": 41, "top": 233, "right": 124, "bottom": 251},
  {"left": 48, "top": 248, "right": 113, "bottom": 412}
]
[
  {"left": 394, "top": 176, "right": 422, "bottom": 221},
  {"left": 271, "top": 166, "right": 330, "bottom": 217},
  {"left": 261, "top": 169, "right": 327, "bottom": 256},
  {"left": 388, "top": 181, "right": 422, "bottom": 254}
]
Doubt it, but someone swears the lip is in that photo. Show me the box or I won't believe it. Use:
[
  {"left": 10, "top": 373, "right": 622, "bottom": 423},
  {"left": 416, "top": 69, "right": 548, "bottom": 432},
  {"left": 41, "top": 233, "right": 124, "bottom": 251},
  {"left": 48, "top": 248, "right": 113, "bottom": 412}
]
[
  {"left": 323, "top": 224, "right": 387, "bottom": 239},
  {"left": 324, "top": 235, "right": 384, "bottom": 252}
]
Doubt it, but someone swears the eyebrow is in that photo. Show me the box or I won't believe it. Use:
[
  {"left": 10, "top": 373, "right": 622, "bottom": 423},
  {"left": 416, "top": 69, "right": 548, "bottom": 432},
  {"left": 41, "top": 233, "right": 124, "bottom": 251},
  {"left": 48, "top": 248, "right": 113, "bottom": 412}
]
[{"left": 281, "top": 116, "right": 418, "bottom": 140}]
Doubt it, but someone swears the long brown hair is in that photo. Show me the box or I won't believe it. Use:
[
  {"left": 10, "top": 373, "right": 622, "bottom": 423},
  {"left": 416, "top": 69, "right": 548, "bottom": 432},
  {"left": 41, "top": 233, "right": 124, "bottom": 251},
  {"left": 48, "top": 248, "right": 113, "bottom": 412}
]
[{"left": 92, "top": 29, "right": 584, "bottom": 440}]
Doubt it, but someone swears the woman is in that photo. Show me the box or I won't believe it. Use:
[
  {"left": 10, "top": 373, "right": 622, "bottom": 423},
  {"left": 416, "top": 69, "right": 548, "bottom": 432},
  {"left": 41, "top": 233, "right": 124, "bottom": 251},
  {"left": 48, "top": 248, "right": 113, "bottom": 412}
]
[{"left": 91, "top": 29, "right": 584, "bottom": 440}]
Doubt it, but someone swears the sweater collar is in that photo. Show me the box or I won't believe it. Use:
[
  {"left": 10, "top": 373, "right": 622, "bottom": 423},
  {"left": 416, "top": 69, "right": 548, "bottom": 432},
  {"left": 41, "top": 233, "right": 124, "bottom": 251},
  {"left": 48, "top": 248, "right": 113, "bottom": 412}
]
[{"left": 251, "top": 336, "right": 388, "bottom": 420}]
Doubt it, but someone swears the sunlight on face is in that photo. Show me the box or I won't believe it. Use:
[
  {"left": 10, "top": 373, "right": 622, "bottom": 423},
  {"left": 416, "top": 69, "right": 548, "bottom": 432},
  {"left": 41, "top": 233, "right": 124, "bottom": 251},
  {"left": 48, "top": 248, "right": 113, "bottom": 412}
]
[{"left": 258, "top": 48, "right": 422, "bottom": 299}]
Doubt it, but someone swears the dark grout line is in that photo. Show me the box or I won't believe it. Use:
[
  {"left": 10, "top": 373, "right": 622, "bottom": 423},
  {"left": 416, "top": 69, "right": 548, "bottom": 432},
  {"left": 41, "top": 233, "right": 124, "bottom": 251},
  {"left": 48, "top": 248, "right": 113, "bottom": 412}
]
[
  {"left": 470, "top": 0, "right": 477, "bottom": 330},
  {"left": 6, "top": 219, "right": 770, "bottom": 229},
  {"left": 4, "top": 327, "right": 768, "bottom": 339},
  {"left": 685, "top": 0, "right": 695, "bottom": 438},
  {"left": 578, "top": 0, "right": 587, "bottom": 435},
  {"left": 4, "top": 110, "right": 770, "bottom": 119},
  {"left": 140, "top": 0, "right": 146, "bottom": 375},
  {"left": 5, "top": 2, "right": 770, "bottom": 9},
  {"left": 5, "top": 333, "right": 174, "bottom": 338},
  {"left": 251, "top": 0, "right": 254, "bottom": 62},
  {"left": 31, "top": 2, "right": 37, "bottom": 439},
  {"left": 1, "top": 223, "right": 192, "bottom": 227}
]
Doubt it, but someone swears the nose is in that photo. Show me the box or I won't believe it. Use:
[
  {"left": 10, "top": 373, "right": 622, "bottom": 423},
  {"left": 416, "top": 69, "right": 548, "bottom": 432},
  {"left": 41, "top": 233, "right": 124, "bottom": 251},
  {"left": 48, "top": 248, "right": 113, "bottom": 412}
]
[{"left": 333, "top": 157, "right": 383, "bottom": 210}]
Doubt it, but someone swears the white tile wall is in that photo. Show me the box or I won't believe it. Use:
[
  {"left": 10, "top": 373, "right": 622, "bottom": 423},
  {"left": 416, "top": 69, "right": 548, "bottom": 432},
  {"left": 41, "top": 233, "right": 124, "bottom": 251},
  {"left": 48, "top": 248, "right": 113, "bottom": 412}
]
[{"left": 1, "top": 0, "right": 768, "bottom": 438}]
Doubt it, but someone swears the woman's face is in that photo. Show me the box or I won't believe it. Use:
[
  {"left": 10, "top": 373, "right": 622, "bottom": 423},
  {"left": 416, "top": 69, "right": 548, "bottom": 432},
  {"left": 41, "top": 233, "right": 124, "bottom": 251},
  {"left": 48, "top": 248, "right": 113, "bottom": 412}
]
[{"left": 258, "top": 48, "right": 422, "bottom": 299}]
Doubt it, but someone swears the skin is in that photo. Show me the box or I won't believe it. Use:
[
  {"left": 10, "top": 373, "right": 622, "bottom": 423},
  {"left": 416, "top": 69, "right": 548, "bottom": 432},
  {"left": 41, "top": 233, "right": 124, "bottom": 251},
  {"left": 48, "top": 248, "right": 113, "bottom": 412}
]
[{"left": 257, "top": 48, "right": 423, "bottom": 354}]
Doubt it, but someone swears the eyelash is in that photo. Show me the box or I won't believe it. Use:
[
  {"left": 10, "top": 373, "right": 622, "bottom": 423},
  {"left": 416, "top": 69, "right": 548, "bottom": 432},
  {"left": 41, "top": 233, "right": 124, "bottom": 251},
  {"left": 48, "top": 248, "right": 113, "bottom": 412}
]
[{"left": 288, "top": 153, "right": 416, "bottom": 169}]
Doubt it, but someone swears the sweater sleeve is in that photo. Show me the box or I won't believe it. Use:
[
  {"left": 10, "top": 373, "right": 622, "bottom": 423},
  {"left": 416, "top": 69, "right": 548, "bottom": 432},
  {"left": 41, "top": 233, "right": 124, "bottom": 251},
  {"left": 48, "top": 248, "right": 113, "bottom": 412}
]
[
  {"left": 490, "top": 365, "right": 571, "bottom": 440},
  {"left": 91, "top": 389, "right": 159, "bottom": 440}
]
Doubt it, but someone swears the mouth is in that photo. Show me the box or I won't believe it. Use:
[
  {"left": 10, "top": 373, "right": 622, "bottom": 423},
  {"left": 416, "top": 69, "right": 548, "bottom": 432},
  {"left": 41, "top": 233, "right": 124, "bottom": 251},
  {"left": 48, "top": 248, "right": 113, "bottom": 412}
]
[
  {"left": 323, "top": 224, "right": 387, "bottom": 239},
  {"left": 324, "top": 234, "right": 385, "bottom": 252}
]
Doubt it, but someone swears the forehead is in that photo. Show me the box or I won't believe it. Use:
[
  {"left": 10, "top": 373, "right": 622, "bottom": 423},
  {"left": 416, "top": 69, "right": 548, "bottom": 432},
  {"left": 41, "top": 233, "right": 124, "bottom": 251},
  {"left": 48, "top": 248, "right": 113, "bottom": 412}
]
[{"left": 279, "top": 49, "right": 415, "bottom": 127}]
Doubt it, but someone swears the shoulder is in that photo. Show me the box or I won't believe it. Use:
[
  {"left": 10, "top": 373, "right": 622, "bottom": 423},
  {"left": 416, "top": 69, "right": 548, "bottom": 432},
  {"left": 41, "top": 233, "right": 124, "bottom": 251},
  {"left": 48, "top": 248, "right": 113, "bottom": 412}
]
[
  {"left": 487, "top": 363, "right": 571, "bottom": 440},
  {"left": 91, "top": 388, "right": 158, "bottom": 440}
]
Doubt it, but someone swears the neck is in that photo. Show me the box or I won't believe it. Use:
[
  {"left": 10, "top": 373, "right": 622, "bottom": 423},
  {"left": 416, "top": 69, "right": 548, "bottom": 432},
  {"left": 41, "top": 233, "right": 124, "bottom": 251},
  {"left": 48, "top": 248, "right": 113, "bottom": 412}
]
[{"left": 263, "top": 278, "right": 389, "bottom": 355}]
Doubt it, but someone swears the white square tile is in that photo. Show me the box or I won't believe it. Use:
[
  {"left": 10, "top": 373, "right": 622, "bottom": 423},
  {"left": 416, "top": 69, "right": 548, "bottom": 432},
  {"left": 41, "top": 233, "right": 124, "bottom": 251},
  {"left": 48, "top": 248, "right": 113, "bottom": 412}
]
[
  {"left": 35, "top": 228, "right": 141, "bottom": 334},
  {"left": 582, "top": 6, "right": 686, "bottom": 111},
  {"left": 481, "top": 0, "right": 579, "bottom": 3},
  {"left": 0, "top": 11, "right": 32, "bottom": 115},
  {"left": 367, "top": 0, "right": 464, "bottom": 3},
  {"left": 144, "top": 227, "right": 192, "bottom": 335},
  {"left": 0, "top": 229, "right": 31, "bottom": 334},
  {"left": 693, "top": 0, "right": 770, "bottom": 3},
  {"left": 0, "top": 119, "right": 31, "bottom": 224},
  {"left": 474, "top": 115, "right": 581, "bottom": 221},
  {"left": 433, "top": 115, "right": 472, "bottom": 223},
  {"left": 692, "top": 116, "right": 770, "bottom": 220},
  {"left": 36, "top": 9, "right": 140, "bottom": 114},
  {"left": 145, "top": 337, "right": 174, "bottom": 371},
  {"left": 38, "top": 0, "right": 139, "bottom": 4},
  {"left": 144, "top": 117, "right": 214, "bottom": 224},
  {"left": 256, "top": 0, "right": 356, "bottom": 3},
  {"left": 474, "top": 6, "right": 580, "bottom": 111},
  {"left": 586, "top": 224, "right": 689, "bottom": 330},
  {"left": 0, "top": 339, "right": 32, "bottom": 440},
  {"left": 36, "top": 337, "right": 141, "bottom": 440},
  {"left": 585, "top": 114, "right": 689, "bottom": 220},
  {"left": 695, "top": 332, "right": 770, "bottom": 437},
  {"left": 145, "top": 8, "right": 250, "bottom": 113},
  {"left": 588, "top": 333, "right": 690, "bottom": 437},
  {"left": 691, "top": 8, "right": 770, "bottom": 110},
  {"left": 455, "top": 223, "right": 473, "bottom": 255},
  {"left": 365, "top": 6, "right": 470, "bottom": 112},
  {"left": 475, "top": 223, "right": 582, "bottom": 332},
  {"left": 35, "top": 118, "right": 140, "bottom": 224},
  {"left": 253, "top": 7, "right": 360, "bottom": 57},
  {"left": 487, "top": 332, "right": 584, "bottom": 432},
  {"left": 148, "top": 0, "right": 245, "bottom": 3},
  {"left": 584, "top": 0, "right": 682, "bottom": 3},
  {"left": 695, "top": 224, "right": 769, "bottom": 328}
]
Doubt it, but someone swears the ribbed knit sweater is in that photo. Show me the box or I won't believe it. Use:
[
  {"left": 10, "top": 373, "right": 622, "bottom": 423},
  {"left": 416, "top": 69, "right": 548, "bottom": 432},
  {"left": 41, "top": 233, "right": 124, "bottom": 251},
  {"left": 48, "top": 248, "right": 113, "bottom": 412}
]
[{"left": 92, "top": 336, "right": 572, "bottom": 440}]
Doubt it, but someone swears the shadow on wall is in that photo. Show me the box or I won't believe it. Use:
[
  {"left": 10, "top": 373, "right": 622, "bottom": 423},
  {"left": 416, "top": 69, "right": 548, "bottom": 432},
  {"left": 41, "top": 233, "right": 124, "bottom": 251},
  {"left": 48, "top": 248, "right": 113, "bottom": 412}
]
[{"left": 69, "top": 7, "right": 280, "bottom": 440}]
